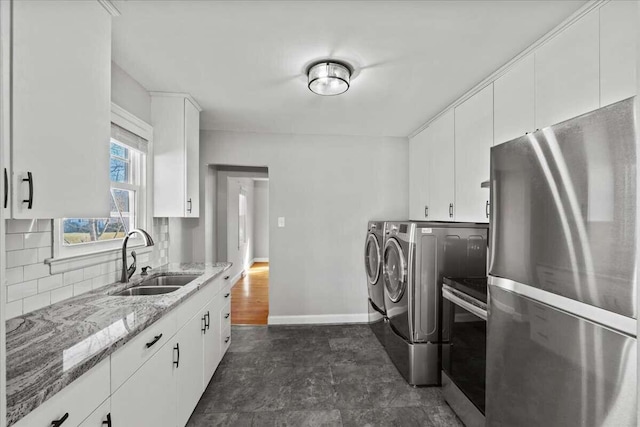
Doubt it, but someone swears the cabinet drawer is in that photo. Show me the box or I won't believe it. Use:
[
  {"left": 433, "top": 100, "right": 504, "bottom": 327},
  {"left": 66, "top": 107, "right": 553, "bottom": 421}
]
[
  {"left": 111, "top": 310, "right": 177, "bottom": 392},
  {"left": 220, "top": 301, "right": 231, "bottom": 331},
  {"left": 221, "top": 324, "right": 231, "bottom": 355},
  {"left": 13, "top": 359, "right": 110, "bottom": 427},
  {"left": 176, "top": 284, "right": 216, "bottom": 327}
]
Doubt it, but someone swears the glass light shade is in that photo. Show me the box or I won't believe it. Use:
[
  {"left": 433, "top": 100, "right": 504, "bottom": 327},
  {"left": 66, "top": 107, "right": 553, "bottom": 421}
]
[{"left": 307, "top": 62, "right": 350, "bottom": 96}]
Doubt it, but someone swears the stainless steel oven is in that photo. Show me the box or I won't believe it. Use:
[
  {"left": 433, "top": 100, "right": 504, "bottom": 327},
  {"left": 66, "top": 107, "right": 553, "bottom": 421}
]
[{"left": 442, "top": 278, "right": 487, "bottom": 427}]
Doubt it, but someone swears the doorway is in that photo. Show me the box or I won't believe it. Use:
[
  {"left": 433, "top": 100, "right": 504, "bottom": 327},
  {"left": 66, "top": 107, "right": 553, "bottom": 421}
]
[{"left": 213, "top": 166, "right": 269, "bottom": 325}]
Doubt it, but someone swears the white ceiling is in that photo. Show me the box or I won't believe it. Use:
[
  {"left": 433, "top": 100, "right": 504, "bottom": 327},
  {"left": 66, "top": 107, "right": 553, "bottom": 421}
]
[{"left": 112, "top": 1, "right": 586, "bottom": 138}]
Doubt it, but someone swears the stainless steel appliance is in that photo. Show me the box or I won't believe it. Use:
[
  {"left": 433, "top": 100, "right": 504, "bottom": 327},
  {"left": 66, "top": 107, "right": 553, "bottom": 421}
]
[
  {"left": 487, "top": 97, "right": 637, "bottom": 426},
  {"left": 442, "top": 277, "right": 487, "bottom": 427},
  {"left": 365, "top": 220, "right": 387, "bottom": 341},
  {"left": 382, "top": 221, "right": 488, "bottom": 386}
]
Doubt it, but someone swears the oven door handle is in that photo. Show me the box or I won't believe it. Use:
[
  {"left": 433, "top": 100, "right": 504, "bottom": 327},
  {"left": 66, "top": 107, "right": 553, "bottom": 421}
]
[{"left": 443, "top": 288, "right": 487, "bottom": 321}]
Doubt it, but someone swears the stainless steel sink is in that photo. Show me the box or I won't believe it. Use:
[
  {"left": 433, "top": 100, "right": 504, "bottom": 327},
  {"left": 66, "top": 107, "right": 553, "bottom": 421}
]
[
  {"left": 115, "top": 286, "right": 181, "bottom": 296},
  {"left": 113, "top": 274, "right": 201, "bottom": 296},
  {"left": 139, "top": 274, "right": 201, "bottom": 287}
]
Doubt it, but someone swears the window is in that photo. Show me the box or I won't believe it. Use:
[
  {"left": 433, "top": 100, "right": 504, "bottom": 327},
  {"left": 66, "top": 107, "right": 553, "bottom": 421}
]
[{"left": 54, "top": 117, "right": 149, "bottom": 259}]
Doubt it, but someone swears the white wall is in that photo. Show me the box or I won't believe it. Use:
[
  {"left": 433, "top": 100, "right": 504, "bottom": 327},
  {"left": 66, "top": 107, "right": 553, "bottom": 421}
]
[
  {"left": 111, "top": 62, "right": 151, "bottom": 123},
  {"left": 200, "top": 130, "right": 408, "bottom": 323},
  {"left": 253, "top": 180, "right": 269, "bottom": 260}
]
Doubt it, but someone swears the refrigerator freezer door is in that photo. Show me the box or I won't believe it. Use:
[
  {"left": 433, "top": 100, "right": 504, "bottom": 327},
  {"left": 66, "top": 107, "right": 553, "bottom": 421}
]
[
  {"left": 486, "top": 284, "right": 637, "bottom": 427},
  {"left": 489, "top": 97, "right": 637, "bottom": 318}
]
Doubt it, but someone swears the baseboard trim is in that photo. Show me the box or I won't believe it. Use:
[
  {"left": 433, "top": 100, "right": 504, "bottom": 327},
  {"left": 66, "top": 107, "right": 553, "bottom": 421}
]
[
  {"left": 253, "top": 257, "right": 269, "bottom": 263},
  {"left": 268, "top": 313, "right": 369, "bottom": 325}
]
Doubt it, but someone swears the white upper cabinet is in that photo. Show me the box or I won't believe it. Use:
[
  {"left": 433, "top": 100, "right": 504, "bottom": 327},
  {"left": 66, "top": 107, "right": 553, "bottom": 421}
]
[
  {"left": 600, "top": 0, "right": 637, "bottom": 107},
  {"left": 535, "top": 10, "right": 599, "bottom": 129},
  {"left": 454, "top": 85, "right": 493, "bottom": 223},
  {"left": 427, "top": 110, "right": 455, "bottom": 221},
  {"left": 409, "top": 129, "right": 430, "bottom": 221},
  {"left": 152, "top": 93, "right": 202, "bottom": 218},
  {"left": 494, "top": 55, "right": 535, "bottom": 146},
  {"left": 11, "top": 0, "right": 111, "bottom": 218}
]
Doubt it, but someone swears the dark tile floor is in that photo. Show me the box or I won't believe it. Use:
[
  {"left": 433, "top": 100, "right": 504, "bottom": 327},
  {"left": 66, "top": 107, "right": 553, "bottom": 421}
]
[{"left": 187, "top": 324, "right": 464, "bottom": 427}]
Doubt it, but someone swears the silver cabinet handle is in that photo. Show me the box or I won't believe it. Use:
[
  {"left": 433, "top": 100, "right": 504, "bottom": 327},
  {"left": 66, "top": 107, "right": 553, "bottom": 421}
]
[
  {"left": 424, "top": 205, "right": 428, "bottom": 218},
  {"left": 485, "top": 200, "right": 490, "bottom": 218},
  {"left": 187, "top": 198, "right": 192, "bottom": 213},
  {"left": 443, "top": 288, "right": 487, "bottom": 320}
]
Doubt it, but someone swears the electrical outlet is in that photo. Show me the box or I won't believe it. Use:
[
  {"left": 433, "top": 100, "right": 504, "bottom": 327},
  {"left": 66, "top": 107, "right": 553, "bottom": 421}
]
[{"left": 278, "top": 217, "right": 285, "bottom": 228}]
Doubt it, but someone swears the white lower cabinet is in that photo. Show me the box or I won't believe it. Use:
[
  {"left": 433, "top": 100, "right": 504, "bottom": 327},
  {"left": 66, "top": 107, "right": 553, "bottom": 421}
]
[
  {"left": 13, "top": 359, "right": 110, "bottom": 427},
  {"left": 203, "top": 298, "right": 222, "bottom": 388},
  {"left": 175, "top": 310, "right": 207, "bottom": 427},
  {"left": 111, "top": 340, "right": 177, "bottom": 427},
  {"left": 78, "top": 399, "right": 111, "bottom": 427}
]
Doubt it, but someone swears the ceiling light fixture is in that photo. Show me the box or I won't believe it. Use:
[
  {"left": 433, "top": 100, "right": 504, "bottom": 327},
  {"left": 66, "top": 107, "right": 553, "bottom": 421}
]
[{"left": 307, "top": 61, "right": 351, "bottom": 96}]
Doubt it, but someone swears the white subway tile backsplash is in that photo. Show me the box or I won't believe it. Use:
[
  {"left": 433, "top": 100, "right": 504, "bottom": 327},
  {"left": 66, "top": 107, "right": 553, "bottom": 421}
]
[
  {"left": 6, "top": 267, "right": 24, "bottom": 285},
  {"left": 23, "top": 292, "right": 51, "bottom": 313},
  {"left": 6, "top": 300, "right": 23, "bottom": 319},
  {"left": 23, "top": 263, "right": 50, "bottom": 281},
  {"left": 73, "top": 279, "right": 94, "bottom": 296},
  {"left": 63, "top": 269, "right": 84, "bottom": 286},
  {"left": 5, "top": 217, "right": 170, "bottom": 316},
  {"left": 37, "top": 247, "right": 51, "bottom": 262},
  {"left": 37, "top": 274, "right": 64, "bottom": 292},
  {"left": 37, "top": 219, "right": 52, "bottom": 232},
  {"left": 7, "top": 248, "right": 38, "bottom": 268},
  {"left": 7, "top": 280, "right": 38, "bottom": 302},
  {"left": 6, "top": 234, "right": 24, "bottom": 251},
  {"left": 6, "top": 219, "right": 38, "bottom": 234},
  {"left": 83, "top": 265, "right": 102, "bottom": 280},
  {"left": 51, "top": 285, "right": 73, "bottom": 304},
  {"left": 24, "top": 232, "right": 51, "bottom": 249}
]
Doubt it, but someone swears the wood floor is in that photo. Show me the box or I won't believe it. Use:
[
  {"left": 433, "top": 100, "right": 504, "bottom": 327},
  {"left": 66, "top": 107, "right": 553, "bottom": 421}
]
[{"left": 231, "top": 262, "right": 269, "bottom": 325}]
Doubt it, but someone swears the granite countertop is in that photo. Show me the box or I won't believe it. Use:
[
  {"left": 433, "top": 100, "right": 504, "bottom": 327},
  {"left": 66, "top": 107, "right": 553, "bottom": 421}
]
[{"left": 5, "top": 262, "right": 232, "bottom": 426}]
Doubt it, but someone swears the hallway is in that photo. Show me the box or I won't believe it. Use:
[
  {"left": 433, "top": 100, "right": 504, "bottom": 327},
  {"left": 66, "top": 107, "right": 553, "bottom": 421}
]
[{"left": 231, "top": 262, "right": 269, "bottom": 325}]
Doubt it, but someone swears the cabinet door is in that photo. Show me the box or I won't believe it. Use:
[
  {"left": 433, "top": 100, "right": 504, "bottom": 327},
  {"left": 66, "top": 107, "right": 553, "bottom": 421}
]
[
  {"left": 454, "top": 85, "right": 493, "bottom": 223},
  {"left": 111, "top": 341, "right": 176, "bottom": 427},
  {"left": 176, "top": 311, "right": 206, "bottom": 426},
  {"left": 409, "top": 129, "right": 430, "bottom": 220},
  {"left": 494, "top": 55, "right": 535, "bottom": 146},
  {"left": 535, "top": 10, "right": 599, "bottom": 129},
  {"left": 203, "top": 297, "right": 222, "bottom": 388},
  {"left": 600, "top": 0, "right": 637, "bottom": 107},
  {"left": 79, "top": 399, "right": 110, "bottom": 427},
  {"left": 11, "top": 0, "right": 110, "bottom": 219},
  {"left": 184, "top": 99, "right": 200, "bottom": 217},
  {"left": 426, "top": 110, "right": 455, "bottom": 221}
]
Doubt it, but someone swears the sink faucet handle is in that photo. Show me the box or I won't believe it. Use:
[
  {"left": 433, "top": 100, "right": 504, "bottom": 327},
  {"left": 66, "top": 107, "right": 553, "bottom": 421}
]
[{"left": 141, "top": 266, "right": 152, "bottom": 276}]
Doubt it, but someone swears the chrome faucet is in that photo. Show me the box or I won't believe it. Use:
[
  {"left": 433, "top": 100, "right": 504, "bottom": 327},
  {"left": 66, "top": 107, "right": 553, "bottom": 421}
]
[{"left": 121, "top": 228, "right": 155, "bottom": 283}]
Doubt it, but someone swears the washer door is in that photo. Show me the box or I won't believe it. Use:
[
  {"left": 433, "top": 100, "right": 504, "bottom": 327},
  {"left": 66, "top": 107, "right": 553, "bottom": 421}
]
[
  {"left": 383, "top": 238, "right": 407, "bottom": 302},
  {"left": 364, "top": 234, "right": 381, "bottom": 285}
]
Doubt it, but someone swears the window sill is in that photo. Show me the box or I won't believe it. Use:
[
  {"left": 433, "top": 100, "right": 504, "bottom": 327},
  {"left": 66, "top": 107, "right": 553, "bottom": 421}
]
[{"left": 46, "top": 244, "right": 153, "bottom": 275}]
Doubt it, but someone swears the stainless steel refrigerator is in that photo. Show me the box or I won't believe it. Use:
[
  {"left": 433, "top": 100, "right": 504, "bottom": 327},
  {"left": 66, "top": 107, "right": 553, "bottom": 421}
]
[{"left": 487, "top": 97, "right": 637, "bottom": 426}]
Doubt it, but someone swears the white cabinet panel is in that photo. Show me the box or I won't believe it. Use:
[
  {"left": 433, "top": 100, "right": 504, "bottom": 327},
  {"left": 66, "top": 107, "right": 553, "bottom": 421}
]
[
  {"left": 494, "top": 55, "right": 535, "bottom": 146},
  {"left": 111, "top": 340, "right": 177, "bottom": 427},
  {"left": 79, "top": 399, "right": 110, "bottom": 427},
  {"left": 203, "top": 297, "right": 222, "bottom": 388},
  {"left": 185, "top": 99, "right": 200, "bottom": 217},
  {"left": 176, "top": 311, "right": 206, "bottom": 426},
  {"left": 409, "top": 129, "right": 430, "bottom": 220},
  {"left": 13, "top": 360, "right": 110, "bottom": 427},
  {"left": 535, "top": 10, "right": 599, "bottom": 129},
  {"left": 11, "top": 0, "right": 111, "bottom": 218},
  {"left": 600, "top": 0, "right": 637, "bottom": 107},
  {"left": 426, "top": 110, "right": 455, "bottom": 221},
  {"left": 454, "top": 85, "right": 493, "bottom": 223},
  {"left": 152, "top": 94, "right": 201, "bottom": 218}
]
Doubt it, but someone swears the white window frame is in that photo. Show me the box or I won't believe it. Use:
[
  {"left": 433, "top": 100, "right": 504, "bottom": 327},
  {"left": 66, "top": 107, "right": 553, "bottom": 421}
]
[{"left": 48, "top": 103, "right": 154, "bottom": 272}]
